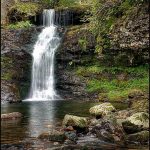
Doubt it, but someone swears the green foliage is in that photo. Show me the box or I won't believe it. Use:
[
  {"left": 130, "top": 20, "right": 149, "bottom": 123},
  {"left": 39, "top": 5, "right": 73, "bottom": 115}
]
[
  {"left": 78, "top": 37, "right": 87, "bottom": 51},
  {"left": 76, "top": 65, "right": 148, "bottom": 101},
  {"left": 1, "top": 73, "right": 13, "bottom": 80},
  {"left": 41, "top": 0, "right": 57, "bottom": 6},
  {"left": 7, "top": 21, "right": 32, "bottom": 29},
  {"left": 87, "top": 0, "right": 148, "bottom": 55},
  {"left": 58, "top": 0, "right": 78, "bottom": 7},
  {"left": 11, "top": 2, "right": 40, "bottom": 17}
]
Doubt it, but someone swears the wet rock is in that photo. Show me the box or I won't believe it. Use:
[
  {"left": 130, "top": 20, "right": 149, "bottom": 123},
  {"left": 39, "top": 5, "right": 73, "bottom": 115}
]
[
  {"left": 89, "top": 118, "right": 100, "bottom": 126},
  {"left": 64, "top": 126, "right": 74, "bottom": 131},
  {"left": 1, "top": 144, "right": 24, "bottom": 150},
  {"left": 115, "top": 110, "right": 133, "bottom": 119},
  {"left": 126, "top": 130, "right": 149, "bottom": 144},
  {"left": 122, "top": 121, "right": 143, "bottom": 134},
  {"left": 1, "top": 112, "right": 22, "bottom": 120},
  {"left": 122, "top": 112, "right": 149, "bottom": 134},
  {"left": 89, "top": 103, "right": 116, "bottom": 117},
  {"left": 90, "top": 119, "right": 125, "bottom": 145},
  {"left": 62, "top": 114, "right": 88, "bottom": 128},
  {"left": 38, "top": 132, "right": 50, "bottom": 140},
  {"left": 64, "top": 139, "right": 76, "bottom": 145},
  {"left": 38, "top": 130, "right": 66, "bottom": 142},
  {"left": 127, "top": 112, "right": 149, "bottom": 129},
  {"left": 64, "top": 131, "right": 78, "bottom": 141}
]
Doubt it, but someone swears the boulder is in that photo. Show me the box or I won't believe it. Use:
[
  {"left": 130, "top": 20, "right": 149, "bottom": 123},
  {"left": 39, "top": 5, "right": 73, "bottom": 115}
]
[
  {"left": 127, "top": 112, "right": 149, "bottom": 129},
  {"left": 90, "top": 119, "right": 125, "bottom": 145},
  {"left": 115, "top": 110, "right": 133, "bottom": 119},
  {"left": 122, "top": 112, "right": 149, "bottom": 134},
  {"left": 62, "top": 115, "right": 88, "bottom": 128},
  {"left": 126, "top": 131, "right": 149, "bottom": 144},
  {"left": 130, "top": 98, "right": 149, "bottom": 112},
  {"left": 1, "top": 112, "right": 22, "bottom": 120},
  {"left": 128, "top": 89, "right": 144, "bottom": 99},
  {"left": 89, "top": 103, "right": 116, "bottom": 117},
  {"left": 64, "top": 131, "right": 78, "bottom": 142}
]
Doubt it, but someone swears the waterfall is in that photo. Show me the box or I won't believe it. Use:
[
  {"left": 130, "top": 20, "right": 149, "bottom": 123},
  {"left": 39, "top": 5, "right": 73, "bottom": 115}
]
[{"left": 27, "top": 9, "right": 61, "bottom": 101}]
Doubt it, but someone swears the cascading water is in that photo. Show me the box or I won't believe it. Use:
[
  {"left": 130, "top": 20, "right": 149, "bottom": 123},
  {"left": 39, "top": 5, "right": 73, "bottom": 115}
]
[{"left": 27, "top": 9, "right": 61, "bottom": 101}]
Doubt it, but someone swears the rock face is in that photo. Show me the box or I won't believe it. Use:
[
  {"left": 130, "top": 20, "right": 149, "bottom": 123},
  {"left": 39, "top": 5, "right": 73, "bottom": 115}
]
[
  {"left": 89, "top": 103, "right": 116, "bottom": 117},
  {"left": 63, "top": 115, "right": 88, "bottom": 128},
  {"left": 1, "top": 0, "right": 15, "bottom": 25},
  {"left": 55, "top": 25, "right": 96, "bottom": 100},
  {"left": 1, "top": 112, "right": 22, "bottom": 120},
  {"left": 103, "top": 4, "right": 149, "bottom": 66},
  {"left": 1, "top": 27, "right": 41, "bottom": 103}
]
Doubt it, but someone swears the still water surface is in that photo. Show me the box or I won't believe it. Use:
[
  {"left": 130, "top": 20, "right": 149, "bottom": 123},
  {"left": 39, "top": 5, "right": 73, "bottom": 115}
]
[
  {"left": 2, "top": 101, "right": 149, "bottom": 150},
  {"left": 1, "top": 100, "right": 128, "bottom": 144}
]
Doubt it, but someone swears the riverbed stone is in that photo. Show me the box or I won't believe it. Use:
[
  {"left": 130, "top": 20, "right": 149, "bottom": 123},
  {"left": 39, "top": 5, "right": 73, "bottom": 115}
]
[
  {"left": 1, "top": 112, "right": 22, "bottom": 120},
  {"left": 62, "top": 115, "right": 88, "bottom": 128},
  {"left": 90, "top": 119, "right": 125, "bottom": 145},
  {"left": 122, "top": 112, "right": 149, "bottom": 134},
  {"left": 89, "top": 103, "right": 116, "bottom": 117},
  {"left": 38, "top": 130, "right": 65, "bottom": 142},
  {"left": 126, "top": 130, "right": 149, "bottom": 144},
  {"left": 64, "top": 131, "right": 78, "bottom": 142},
  {"left": 127, "top": 112, "right": 149, "bottom": 129}
]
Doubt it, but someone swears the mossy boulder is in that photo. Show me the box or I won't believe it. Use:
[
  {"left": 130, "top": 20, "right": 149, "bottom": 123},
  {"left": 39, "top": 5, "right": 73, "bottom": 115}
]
[
  {"left": 122, "top": 112, "right": 149, "bottom": 134},
  {"left": 127, "top": 112, "right": 149, "bottom": 129},
  {"left": 128, "top": 89, "right": 144, "bottom": 99},
  {"left": 89, "top": 103, "right": 116, "bottom": 117},
  {"left": 126, "top": 131, "right": 149, "bottom": 144},
  {"left": 130, "top": 98, "right": 149, "bottom": 112},
  {"left": 122, "top": 120, "right": 144, "bottom": 134},
  {"left": 62, "top": 115, "right": 88, "bottom": 128},
  {"left": 116, "top": 110, "right": 133, "bottom": 119}
]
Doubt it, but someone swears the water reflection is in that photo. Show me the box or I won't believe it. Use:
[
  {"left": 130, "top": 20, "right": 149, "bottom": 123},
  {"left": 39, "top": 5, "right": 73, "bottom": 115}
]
[{"left": 1, "top": 101, "right": 128, "bottom": 144}]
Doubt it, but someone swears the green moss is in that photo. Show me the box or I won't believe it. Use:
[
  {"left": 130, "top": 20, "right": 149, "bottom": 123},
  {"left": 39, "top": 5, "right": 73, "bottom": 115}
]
[
  {"left": 11, "top": 2, "right": 40, "bottom": 17},
  {"left": 6, "top": 21, "right": 32, "bottom": 29},
  {"left": 1, "top": 72, "right": 13, "bottom": 80},
  {"left": 1, "top": 57, "right": 13, "bottom": 68},
  {"left": 76, "top": 65, "right": 148, "bottom": 102}
]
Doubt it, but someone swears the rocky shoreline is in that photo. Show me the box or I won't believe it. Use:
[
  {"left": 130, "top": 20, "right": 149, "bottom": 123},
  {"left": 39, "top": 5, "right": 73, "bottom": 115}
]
[{"left": 1, "top": 97, "right": 149, "bottom": 149}]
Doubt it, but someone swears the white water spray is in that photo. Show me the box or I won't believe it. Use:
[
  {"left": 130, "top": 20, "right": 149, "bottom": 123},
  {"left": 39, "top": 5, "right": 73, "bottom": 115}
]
[{"left": 27, "top": 9, "right": 61, "bottom": 101}]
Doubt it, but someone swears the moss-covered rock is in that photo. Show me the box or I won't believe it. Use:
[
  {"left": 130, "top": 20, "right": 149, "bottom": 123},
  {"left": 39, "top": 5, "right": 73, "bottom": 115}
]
[
  {"left": 62, "top": 115, "right": 88, "bottom": 128},
  {"left": 115, "top": 110, "right": 133, "bottom": 119},
  {"left": 127, "top": 112, "right": 149, "bottom": 129},
  {"left": 89, "top": 103, "right": 116, "bottom": 117},
  {"left": 122, "top": 112, "right": 149, "bottom": 134},
  {"left": 130, "top": 98, "right": 149, "bottom": 112},
  {"left": 128, "top": 89, "right": 144, "bottom": 99},
  {"left": 122, "top": 120, "right": 144, "bottom": 134},
  {"left": 126, "top": 130, "right": 149, "bottom": 144}
]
